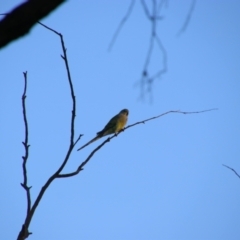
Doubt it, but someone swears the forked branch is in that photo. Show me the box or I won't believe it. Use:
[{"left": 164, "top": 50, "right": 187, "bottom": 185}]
[{"left": 17, "top": 23, "right": 81, "bottom": 240}]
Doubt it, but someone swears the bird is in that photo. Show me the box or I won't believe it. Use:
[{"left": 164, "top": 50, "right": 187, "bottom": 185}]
[{"left": 77, "top": 109, "right": 129, "bottom": 151}]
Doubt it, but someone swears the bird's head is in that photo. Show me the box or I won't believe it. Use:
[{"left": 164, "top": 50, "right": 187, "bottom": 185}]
[{"left": 120, "top": 109, "right": 129, "bottom": 116}]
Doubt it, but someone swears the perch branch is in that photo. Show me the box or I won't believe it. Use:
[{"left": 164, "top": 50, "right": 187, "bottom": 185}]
[{"left": 59, "top": 108, "right": 218, "bottom": 178}]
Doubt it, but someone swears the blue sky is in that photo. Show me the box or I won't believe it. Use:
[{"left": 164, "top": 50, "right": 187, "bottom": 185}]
[{"left": 1, "top": 1, "right": 240, "bottom": 239}]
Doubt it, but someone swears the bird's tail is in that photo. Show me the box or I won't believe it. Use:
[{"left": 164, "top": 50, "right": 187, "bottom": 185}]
[{"left": 77, "top": 135, "right": 101, "bottom": 151}]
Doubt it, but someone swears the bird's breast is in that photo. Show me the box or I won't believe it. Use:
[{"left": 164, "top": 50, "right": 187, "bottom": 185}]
[{"left": 115, "top": 114, "right": 128, "bottom": 132}]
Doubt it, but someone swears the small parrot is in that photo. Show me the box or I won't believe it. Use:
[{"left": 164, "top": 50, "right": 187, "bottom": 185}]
[{"left": 77, "top": 109, "right": 129, "bottom": 151}]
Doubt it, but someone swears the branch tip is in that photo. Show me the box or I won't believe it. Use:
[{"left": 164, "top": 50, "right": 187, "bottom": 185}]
[{"left": 222, "top": 164, "right": 240, "bottom": 179}]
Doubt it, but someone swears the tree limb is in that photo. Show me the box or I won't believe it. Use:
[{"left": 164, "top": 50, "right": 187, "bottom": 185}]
[
  {"left": 0, "top": 0, "right": 65, "bottom": 49},
  {"left": 17, "top": 22, "right": 80, "bottom": 240}
]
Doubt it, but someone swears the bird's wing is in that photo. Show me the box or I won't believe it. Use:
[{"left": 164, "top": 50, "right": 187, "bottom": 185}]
[
  {"left": 97, "top": 114, "right": 119, "bottom": 136},
  {"left": 77, "top": 135, "right": 101, "bottom": 151}
]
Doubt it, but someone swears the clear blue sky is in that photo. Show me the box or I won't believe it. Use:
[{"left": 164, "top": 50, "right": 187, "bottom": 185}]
[{"left": 1, "top": 1, "right": 240, "bottom": 240}]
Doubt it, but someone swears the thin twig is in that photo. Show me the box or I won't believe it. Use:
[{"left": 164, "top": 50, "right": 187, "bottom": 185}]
[
  {"left": 58, "top": 135, "right": 114, "bottom": 178},
  {"left": 18, "top": 71, "right": 32, "bottom": 240},
  {"left": 125, "top": 108, "right": 217, "bottom": 129},
  {"left": 59, "top": 108, "right": 217, "bottom": 178},
  {"left": 73, "top": 134, "right": 84, "bottom": 147},
  {"left": 138, "top": 0, "right": 167, "bottom": 101},
  {"left": 108, "top": 0, "right": 136, "bottom": 51},
  {"left": 37, "top": 21, "right": 77, "bottom": 165},
  {"left": 177, "top": 0, "right": 196, "bottom": 36},
  {"left": 154, "top": 34, "right": 167, "bottom": 75},
  {"left": 141, "top": 0, "right": 151, "bottom": 19},
  {"left": 139, "top": 33, "right": 167, "bottom": 98},
  {"left": 222, "top": 164, "right": 240, "bottom": 179}
]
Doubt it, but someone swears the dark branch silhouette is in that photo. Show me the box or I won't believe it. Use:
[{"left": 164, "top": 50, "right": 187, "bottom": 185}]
[
  {"left": 17, "top": 22, "right": 81, "bottom": 240},
  {"left": 58, "top": 137, "right": 112, "bottom": 178},
  {"left": 222, "top": 164, "right": 240, "bottom": 179},
  {"left": 16, "top": 16, "right": 213, "bottom": 239},
  {"left": 125, "top": 108, "right": 217, "bottom": 128},
  {"left": 0, "top": 0, "right": 65, "bottom": 49},
  {"left": 59, "top": 108, "right": 218, "bottom": 178},
  {"left": 18, "top": 72, "right": 32, "bottom": 240}
]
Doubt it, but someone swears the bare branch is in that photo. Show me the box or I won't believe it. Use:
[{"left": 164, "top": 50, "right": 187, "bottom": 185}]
[
  {"left": 222, "top": 164, "right": 240, "bottom": 179},
  {"left": 108, "top": 0, "right": 168, "bottom": 100},
  {"left": 73, "top": 134, "right": 84, "bottom": 147},
  {"left": 143, "top": 34, "right": 154, "bottom": 75},
  {"left": 59, "top": 108, "right": 217, "bottom": 178},
  {"left": 138, "top": 33, "right": 167, "bottom": 100},
  {"left": 0, "top": 0, "right": 65, "bottom": 49},
  {"left": 126, "top": 108, "right": 217, "bottom": 129},
  {"left": 18, "top": 23, "right": 78, "bottom": 239},
  {"left": 140, "top": 0, "right": 152, "bottom": 20},
  {"left": 18, "top": 72, "right": 33, "bottom": 240},
  {"left": 177, "top": 0, "right": 196, "bottom": 36},
  {"left": 21, "top": 71, "right": 32, "bottom": 215},
  {"left": 138, "top": 0, "right": 167, "bottom": 101},
  {"left": 17, "top": 224, "right": 32, "bottom": 240},
  {"left": 38, "top": 21, "right": 76, "bottom": 148},
  {"left": 58, "top": 136, "right": 114, "bottom": 178},
  {"left": 108, "top": 0, "right": 136, "bottom": 51},
  {"left": 25, "top": 22, "right": 76, "bottom": 224},
  {"left": 137, "top": 0, "right": 196, "bottom": 99}
]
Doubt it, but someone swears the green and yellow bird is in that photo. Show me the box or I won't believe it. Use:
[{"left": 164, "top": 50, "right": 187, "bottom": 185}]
[{"left": 77, "top": 109, "right": 129, "bottom": 151}]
